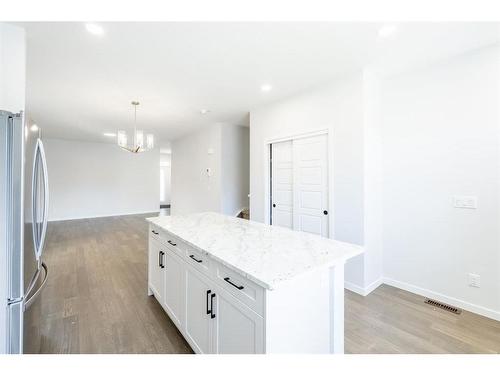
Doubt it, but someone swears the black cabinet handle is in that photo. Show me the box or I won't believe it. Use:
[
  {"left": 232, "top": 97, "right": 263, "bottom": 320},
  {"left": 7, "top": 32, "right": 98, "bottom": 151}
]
[
  {"left": 152, "top": 230, "right": 159, "bottom": 235},
  {"left": 272, "top": 203, "right": 276, "bottom": 208},
  {"left": 158, "top": 251, "right": 165, "bottom": 268},
  {"left": 210, "top": 293, "right": 216, "bottom": 319},
  {"left": 224, "top": 277, "right": 244, "bottom": 290},
  {"left": 323, "top": 210, "right": 328, "bottom": 215},
  {"left": 189, "top": 254, "right": 203, "bottom": 263},
  {"left": 167, "top": 240, "right": 177, "bottom": 246},
  {"left": 206, "top": 290, "right": 212, "bottom": 315}
]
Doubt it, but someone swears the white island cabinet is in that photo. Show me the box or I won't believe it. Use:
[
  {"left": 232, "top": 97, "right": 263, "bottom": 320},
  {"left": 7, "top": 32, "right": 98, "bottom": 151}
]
[{"left": 146, "top": 212, "right": 363, "bottom": 354}]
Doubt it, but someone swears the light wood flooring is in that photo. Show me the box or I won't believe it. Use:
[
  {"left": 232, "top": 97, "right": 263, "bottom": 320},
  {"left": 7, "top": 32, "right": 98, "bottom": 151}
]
[{"left": 24, "top": 214, "right": 500, "bottom": 354}]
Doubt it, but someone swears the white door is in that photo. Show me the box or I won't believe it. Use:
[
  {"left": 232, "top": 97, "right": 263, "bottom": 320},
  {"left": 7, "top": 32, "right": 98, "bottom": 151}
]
[
  {"left": 148, "top": 238, "right": 165, "bottom": 303},
  {"left": 293, "top": 134, "right": 329, "bottom": 236},
  {"left": 184, "top": 268, "right": 213, "bottom": 354},
  {"left": 271, "top": 140, "right": 293, "bottom": 229},
  {"left": 164, "top": 250, "right": 185, "bottom": 329},
  {"left": 212, "top": 287, "right": 264, "bottom": 354}
]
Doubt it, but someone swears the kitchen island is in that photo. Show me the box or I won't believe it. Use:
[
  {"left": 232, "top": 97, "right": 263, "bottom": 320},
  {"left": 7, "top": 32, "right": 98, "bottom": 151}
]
[{"left": 146, "top": 212, "right": 363, "bottom": 354}]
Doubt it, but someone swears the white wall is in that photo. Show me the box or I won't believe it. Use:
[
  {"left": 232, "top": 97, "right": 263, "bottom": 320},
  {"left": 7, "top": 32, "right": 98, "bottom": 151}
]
[
  {"left": 44, "top": 138, "right": 160, "bottom": 221},
  {"left": 221, "top": 124, "right": 250, "bottom": 216},
  {"left": 171, "top": 124, "right": 222, "bottom": 215},
  {"left": 171, "top": 123, "right": 249, "bottom": 216},
  {"left": 380, "top": 45, "right": 500, "bottom": 319},
  {"left": 160, "top": 152, "right": 171, "bottom": 205},
  {"left": 249, "top": 74, "right": 366, "bottom": 286},
  {"left": 0, "top": 23, "right": 25, "bottom": 114}
]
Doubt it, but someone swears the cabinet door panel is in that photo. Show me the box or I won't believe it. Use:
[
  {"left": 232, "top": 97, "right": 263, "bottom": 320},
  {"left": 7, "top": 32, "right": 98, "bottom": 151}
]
[
  {"left": 213, "top": 288, "right": 264, "bottom": 354},
  {"left": 148, "top": 237, "right": 165, "bottom": 304},
  {"left": 185, "top": 268, "right": 212, "bottom": 354},
  {"left": 164, "top": 250, "right": 185, "bottom": 328}
]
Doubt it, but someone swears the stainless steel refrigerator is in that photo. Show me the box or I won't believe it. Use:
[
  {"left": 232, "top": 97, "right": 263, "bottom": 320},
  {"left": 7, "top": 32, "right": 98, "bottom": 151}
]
[{"left": 1, "top": 110, "right": 49, "bottom": 354}]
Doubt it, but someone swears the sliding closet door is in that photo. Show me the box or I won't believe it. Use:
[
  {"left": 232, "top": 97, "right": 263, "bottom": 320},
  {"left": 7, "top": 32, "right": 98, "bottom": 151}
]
[
  {"left": 293, "top": 134, "right": 329, "bottom": 237},
  {"left": 270, "top": 140, "right": 293, "bottom": 229}
]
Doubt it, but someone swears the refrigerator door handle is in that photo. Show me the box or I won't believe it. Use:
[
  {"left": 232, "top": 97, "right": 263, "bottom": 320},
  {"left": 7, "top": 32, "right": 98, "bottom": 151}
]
[
  {"left": 24, "top": 262, "right": 48, "bottom": 311},
  {"left": 31, "top": 139, "right": 49, "bottom": 262}
]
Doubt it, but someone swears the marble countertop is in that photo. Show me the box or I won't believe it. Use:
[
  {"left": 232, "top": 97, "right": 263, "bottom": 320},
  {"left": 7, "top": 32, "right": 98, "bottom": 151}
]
[{"left": 146, "top": 212, "right": 363, "bottom": 290}]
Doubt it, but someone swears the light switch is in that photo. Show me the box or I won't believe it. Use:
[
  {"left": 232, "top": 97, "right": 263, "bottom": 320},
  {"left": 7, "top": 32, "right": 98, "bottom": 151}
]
[
  {"left": 453, "top": 195, "right": 477, "bottom": 209},
  {"left": 468, "top": 273, "right": 481, "bottom": 288}
]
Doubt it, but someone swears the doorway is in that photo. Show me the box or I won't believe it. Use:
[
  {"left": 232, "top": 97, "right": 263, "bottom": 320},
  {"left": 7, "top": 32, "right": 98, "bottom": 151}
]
[{"left": 268, "top": 133, "right": 329, "bottom": 237}]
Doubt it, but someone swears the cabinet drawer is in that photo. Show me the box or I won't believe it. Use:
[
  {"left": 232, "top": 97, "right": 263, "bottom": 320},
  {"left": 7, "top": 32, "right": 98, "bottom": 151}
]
[
  {"left": 150, "top": 224, "right": 184, "bottom": 258},
  {"left": 185, "top": 246, "right": 211, "bottom": 274},
  {"left": 214, "top": 263, "right": 264, "bottom": 316}
]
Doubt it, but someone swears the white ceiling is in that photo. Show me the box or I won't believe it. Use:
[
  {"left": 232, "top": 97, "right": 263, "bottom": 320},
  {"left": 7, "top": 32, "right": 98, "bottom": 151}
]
[{"left": 19, "top": 22, "right": 499, "bottom": 146}]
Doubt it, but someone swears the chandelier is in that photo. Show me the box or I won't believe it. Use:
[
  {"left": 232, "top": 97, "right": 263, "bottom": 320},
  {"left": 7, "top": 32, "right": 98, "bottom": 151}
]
[{"left": 117, "top": 101, "right": 154, "bottom": 153}]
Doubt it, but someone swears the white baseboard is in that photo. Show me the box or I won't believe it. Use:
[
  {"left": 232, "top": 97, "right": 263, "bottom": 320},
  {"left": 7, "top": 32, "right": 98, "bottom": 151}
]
[
  {"left": 345, "top": 276, "right": 500, "bottom": 322},
  {"left": 383, "top": 277, "right": 500, "bottom": 322},
  {"left": 345, "top": 277, "right": 383, "bottom": 297},
  {"left": 48, "top": 210, "right": 159, "bottom": 222}
]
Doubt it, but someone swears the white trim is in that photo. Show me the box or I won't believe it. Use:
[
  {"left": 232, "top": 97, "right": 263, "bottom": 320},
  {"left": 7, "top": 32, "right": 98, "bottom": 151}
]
[
  {"left": 344, "top": 277, "right": 383, "bottom": 297},
  {"left": 383, "top": 277, "right": 500, "bottom": 322},
  {"left": 263, "top": 128, "right": 335, "bottom": 240},
  {"left": 48, "top": 210, "right": 159, "bottom": 222},
  {"left": 264, "top": 128, "right": 329, "bottom": 145},
  {"left": 344, "top": 281, "right": 366, "bottom": 296}
]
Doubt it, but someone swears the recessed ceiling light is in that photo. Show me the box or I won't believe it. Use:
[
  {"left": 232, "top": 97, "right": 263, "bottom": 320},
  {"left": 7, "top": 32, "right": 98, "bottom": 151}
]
[
  {"left": 200, "top": 109, "right": 211, "bottom": 115},
  {"left": 85, "top": 23, "right": 104, "bottom": 36},
  {"left": 378, "top": 24, "right": 398, "bottom": 38},
  {"left": 30, "top": 124, "right": 39, "bottom": 132},
  {"left": 103, "top": 132, "right": 116, "bottom": 137},
  {"left": 261, "top": 84, "right": 272, "bottom": 92}
]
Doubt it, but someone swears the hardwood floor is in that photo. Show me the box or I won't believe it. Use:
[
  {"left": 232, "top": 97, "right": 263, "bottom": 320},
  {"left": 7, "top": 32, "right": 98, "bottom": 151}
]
[
  {"left": 346, "top": 286, "right": 500, "bottom": 353},
  {"left": 24, "top": 213, "right": 192, "bottom": 354},
  {"left": 25, "top": 214, "right": 500, "bottom": 354}
]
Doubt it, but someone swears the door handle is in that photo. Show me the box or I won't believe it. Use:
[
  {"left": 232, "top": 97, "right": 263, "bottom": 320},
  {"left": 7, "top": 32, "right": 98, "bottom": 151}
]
[
  {"left": 151, "top": 230, "right": 159, "bottom": 235},
  {"left": 189, "top": 254, "right": 202, "bottom": 263},
  {"left": 323, "top": 210, "right": 328, "bottom": 215},
  {"left": 24, "top": 262, "right": 48, "bottom": 311},
  {"left": 272, "top": 203, "right": 276, "bottom": 208},
  {"left": 223, "top": 277, "right": 244, "bottom": 290},
  {"left": 210, "top": 293, "right": 216, "bottom": 319},
  {"left": 206, "top": 290, "right": 212, "bottom": 315},
  {"left": 167, "top": 240, "right": 177, "bottom": 246},
  {"left": 32, "top": 139, "right": 49, "bottom": 262}
]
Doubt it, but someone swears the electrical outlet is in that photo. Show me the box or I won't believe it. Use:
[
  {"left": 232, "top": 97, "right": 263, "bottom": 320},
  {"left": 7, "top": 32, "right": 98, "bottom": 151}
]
[
  {"left": 468, "top": 273, "right": 481, "bottom": 288},
  {"left": 454, "top": 195, "right": 477, "bottom": 209}
]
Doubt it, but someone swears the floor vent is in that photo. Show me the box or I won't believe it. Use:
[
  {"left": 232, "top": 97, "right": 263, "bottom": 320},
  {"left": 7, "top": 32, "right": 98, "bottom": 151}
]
[{"left": 424, "top": 298, "right": 462, "bottom": 315}]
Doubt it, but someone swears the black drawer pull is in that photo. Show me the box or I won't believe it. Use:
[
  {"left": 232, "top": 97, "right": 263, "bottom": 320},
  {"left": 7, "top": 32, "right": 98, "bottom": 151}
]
[
  {"left": 206, "top": 290, "right": 212, "bottom": 315},
  {"left": 167, "top": 240, "right": 177, "bottom": 246},
  {"left": 223, "top": 277, "right": 244, "bottom": 290},
  {"left": 210, "top": 293, "right": 216, "bottom": 319},
  {"left": 189, "top": 254, "right": 202, "bottom": 263},
  {"left": 151, "top": 230, "right": 159, "bottom": 235}
]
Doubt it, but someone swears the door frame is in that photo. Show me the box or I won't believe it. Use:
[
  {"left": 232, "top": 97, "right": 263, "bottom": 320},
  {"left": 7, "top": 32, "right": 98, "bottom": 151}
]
[{"left": 263, "top": 128, "right": 335, "bottom": 239}]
